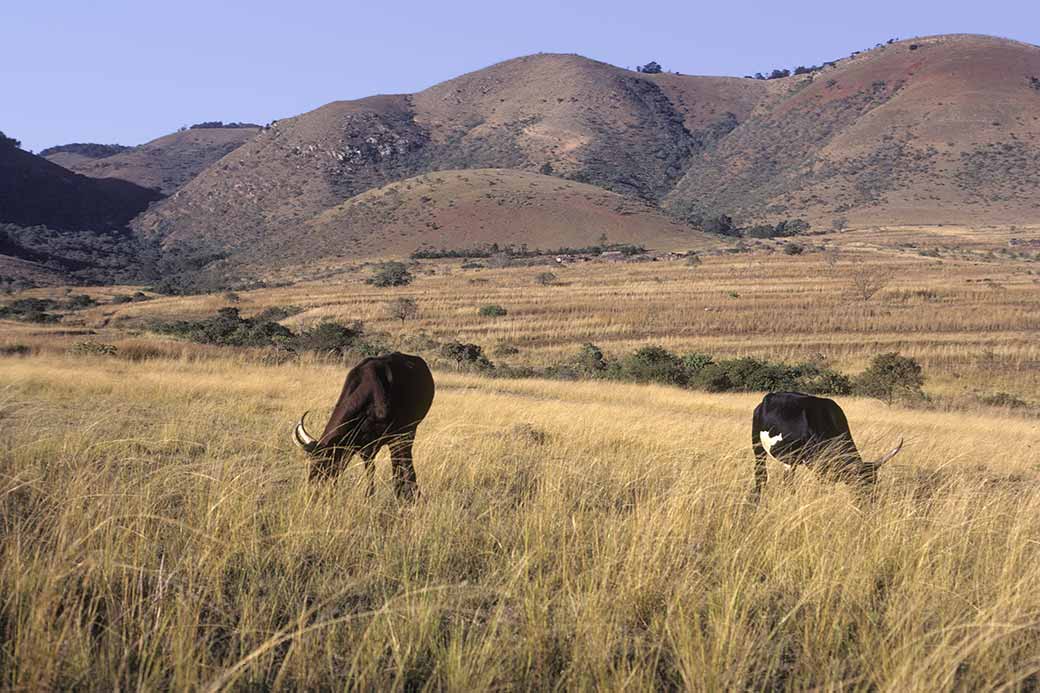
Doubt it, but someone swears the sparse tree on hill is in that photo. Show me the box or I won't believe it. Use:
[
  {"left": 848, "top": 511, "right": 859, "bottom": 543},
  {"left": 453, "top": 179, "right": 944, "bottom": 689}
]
[
  {"left": 637, "top": 61, "right": 663, "bottom": 74},
  {"left": 386, "top": 297, "right": 418, "bottom": 324},
  {"left": 0, "top": 131, "right": 20, "bottom": 149},
  {"left": 849, "top": 266, "right": 891, "bottom": 301}
]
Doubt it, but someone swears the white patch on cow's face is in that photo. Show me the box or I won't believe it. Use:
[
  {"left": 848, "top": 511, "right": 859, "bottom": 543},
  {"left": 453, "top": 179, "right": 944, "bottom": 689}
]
[{"left": 760, "top": 430, "right": 783, "bottom": 457}]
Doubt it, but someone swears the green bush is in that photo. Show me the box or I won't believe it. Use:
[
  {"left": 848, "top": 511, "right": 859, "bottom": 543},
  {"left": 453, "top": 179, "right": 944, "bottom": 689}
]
[
  {"left": 367, "top": 262, "right": 413, "bottom": 287},
  {"left": 441, "top": 342, "right": 494, "bottom": 371},
  {"left": 0, "top": 298, "right": 61, "bottom": 323},
  {"left": 153, "top": 307, "right": 295, "bottom": 348},
  {"left": 575, "top": 343, "right": 609, "bottom": 375},
  {"left": 479, "top": 304, "right": 508, "bottom": 317},
  {"left": 618, "top": 346, "right": 687, "bottom": 386},
  {"left": 681, "top": 352, "right": 714, "bottom": 376},
  {"left": 295, "top": 320, "right": 364, "bottom": 356},
  {"left": 687, "top": 357, "right": 852, "bottom": 395},
  {"left": 255, "top": 305, "right": 304, "bottom": 321},
  {"left": 855, "top": 352, "right": 925, "bottom": 404}
]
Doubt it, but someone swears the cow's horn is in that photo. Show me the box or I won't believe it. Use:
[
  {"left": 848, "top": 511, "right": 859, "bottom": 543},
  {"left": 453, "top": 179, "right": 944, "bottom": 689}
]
[
  {"left": 872, "top": 438, "right": 903, "bottom": 468},
  {"left": 293, "top": 411, "right": 318, "bottom": 453}
]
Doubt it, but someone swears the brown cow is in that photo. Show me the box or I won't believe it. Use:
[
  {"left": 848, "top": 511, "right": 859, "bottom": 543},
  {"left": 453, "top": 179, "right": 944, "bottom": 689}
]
[{"left": 292, "top": 352, "right": 434, "bottom": 498}]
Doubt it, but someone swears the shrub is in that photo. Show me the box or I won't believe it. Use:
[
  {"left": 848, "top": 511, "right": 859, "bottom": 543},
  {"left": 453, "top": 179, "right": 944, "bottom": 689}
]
[
  {"left": 110, "top": 294, "right": 133, "bottom": 304},
  {"left": 976, "top": 392, "right": 1029, "bottom": 410},
  {"left": 69, "top": 341, "right": 118, "bottom": 357},
  {"left": 295, "top": 320, "right": 364, "bottom": 356},
  {"left": 783, "top": 243, "right": 805, "bottom": 255},
  {"left": 63, "top": 294, "right": 98, "bottom": 310},
  {"left": 0, "top": 298, "right": 62, "bottom": 323},
  {"left": 681, "top": 352, "right": 714, "bottom": 376},
  {"left": 479, "top": 304, "right": 508, "bottom": 317},
  {"left": 367, "top": 261, "right": 413, "bottom": 287},
  {"left": 255, "top": 305, "right": 304, "bottom": 321},
  {"left": 535, "top": 272, "right": 558, "bottom": 286},
  {"left": 856, "top": 352, "right": 925, "bottom": 404},
  {"left": 686, "top": 357, "right": 852, "bottom": 395},
  {"left": 441, "top": 342, "right": 494, "bottom": 371},
  {"left": 385, "top": 297, "right": 418, "bottom": 323},
  {"left": 0, "top": 344, "right": 33, "bottom": 357},
  {"left": 222, "top": 291, "right": 241, "bottom": 304},
  {"left": 618, "top": 346, "right": 687, "bottom": 386},
  {"left": 0, "top": 131, "right": 20, "bottom": 149},
  {"left": 575, "top": 343, "right": 609, "bottom": 375},
  {"left": 685, "top": 253, "right": 702, "bottom": 267},
  {"left": 153, "top": 307, "right": 295, "bottom": 348}
]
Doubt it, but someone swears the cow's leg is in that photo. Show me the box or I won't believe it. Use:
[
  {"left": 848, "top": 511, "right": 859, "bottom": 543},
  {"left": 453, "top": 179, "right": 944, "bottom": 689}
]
[
  {"left": 389, "top": 434, "right": 419, "bottom": 500},
  {"left": 751, "top": 438, "right": 768, "bottom": 501},
  {"left": 358, "top": 446, "right": 378, "bottom": 496}
]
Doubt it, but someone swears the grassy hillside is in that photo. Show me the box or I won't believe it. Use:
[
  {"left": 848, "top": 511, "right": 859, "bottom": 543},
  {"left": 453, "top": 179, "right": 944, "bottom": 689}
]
[
  {"left": 131, "top": 55, "right": 762, "bottom": 268},
  {"left": 8, "top": 225, "right": 1039, "bottom": 401},
  {"left": 46, "top": 126, "right": 261, "bottom": 194},
  {"left": 178, "top": 169, "right": 716, "bottom": 272},
  {"left": 1, "top": 353, "right": 1038, "bottom": 689},
  {"left": 666, "top": 34, "right": 1040, "bottom": 227}
]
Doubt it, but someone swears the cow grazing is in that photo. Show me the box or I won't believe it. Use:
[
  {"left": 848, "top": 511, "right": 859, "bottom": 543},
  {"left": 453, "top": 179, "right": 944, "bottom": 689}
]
[
  {"left": 751, "top": 392, "right": 902, "bottom": 497},
  {"left": 292, "top": 352, "right": 435, "bottom": 498}
]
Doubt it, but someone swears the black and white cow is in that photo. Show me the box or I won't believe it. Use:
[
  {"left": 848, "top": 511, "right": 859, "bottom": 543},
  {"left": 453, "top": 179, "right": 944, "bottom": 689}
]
[{"left": 751, "top": 392, "right": 902, "bottom": 496}]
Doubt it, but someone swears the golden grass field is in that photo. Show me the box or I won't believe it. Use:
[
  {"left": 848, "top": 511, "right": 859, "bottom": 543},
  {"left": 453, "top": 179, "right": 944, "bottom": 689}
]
[{"left": 2, "top": 225, "right": 1040, "bottom": 689}]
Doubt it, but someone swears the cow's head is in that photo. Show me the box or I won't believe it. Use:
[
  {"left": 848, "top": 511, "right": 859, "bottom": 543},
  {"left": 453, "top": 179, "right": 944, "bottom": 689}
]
[
  {"left": 292, "top": 411, "right": 359, "bottom": 481},
  {"left": 856, "top": 437, "right": 904, "bottom": 487}
]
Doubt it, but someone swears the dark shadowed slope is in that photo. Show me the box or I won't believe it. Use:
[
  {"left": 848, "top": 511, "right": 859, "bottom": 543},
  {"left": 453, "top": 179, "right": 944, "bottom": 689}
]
[{"left": 0, "top": 142, "right": 163, "bottom": 285}]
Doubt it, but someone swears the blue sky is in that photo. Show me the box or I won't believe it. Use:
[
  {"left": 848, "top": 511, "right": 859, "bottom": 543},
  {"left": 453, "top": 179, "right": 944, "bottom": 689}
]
[{"left": 4, "top": 0, "right": 1038, "bottom": 153}]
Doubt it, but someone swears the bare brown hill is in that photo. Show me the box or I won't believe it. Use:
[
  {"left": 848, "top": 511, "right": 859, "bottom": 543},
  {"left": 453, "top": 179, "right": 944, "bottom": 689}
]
[
  {"left": 85, "top": 33, "right": 1040, "bottom": 285},
  {"left": 134, "top": 54, "right": 763, "bottom": 258},
  {"left": 665, "top": 34, "right": 1040, "bottom": 227},
  {"left": 207, "top": 169, "right": 716, "bottom": 275},
  {"left": 46, "top": 126, "right": 260, "bottom": 194}
]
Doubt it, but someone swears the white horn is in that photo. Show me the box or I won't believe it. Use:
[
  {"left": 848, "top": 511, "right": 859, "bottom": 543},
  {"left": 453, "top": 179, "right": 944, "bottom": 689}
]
[
  {"left": 872, "top": 437, "right": 903, "bottom": 468},
  {"left": 293, "top": 411, "right": 318, "bottom": 451}
]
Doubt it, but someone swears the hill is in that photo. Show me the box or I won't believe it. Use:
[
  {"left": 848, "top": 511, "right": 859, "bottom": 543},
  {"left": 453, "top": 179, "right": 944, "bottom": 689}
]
[
  {"left": 44, "top": 125, "right": 261, "bottom": 194},
  {"left": 39, "top": 143, "right": 132, "bottom": 169},
  {"left": 664, "top": 34, "right": 1040, "bottom": 226},
  {"left": 0, "top": 141, "right": 163, "bottom": 286},
  {"left": 135, "top": 35, "right": 1040, "bottom": 281},
  {"left": 187, "top": 168, "right": 716, "bottom": 276},
  {"left": 133, "top": 54, "right": 763, "bottom": 262}
]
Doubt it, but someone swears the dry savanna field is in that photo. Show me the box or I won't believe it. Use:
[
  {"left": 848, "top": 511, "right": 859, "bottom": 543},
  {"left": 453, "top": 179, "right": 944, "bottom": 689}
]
[{"left": 2, "top": 225, "right": 1040, "bottom": 689}]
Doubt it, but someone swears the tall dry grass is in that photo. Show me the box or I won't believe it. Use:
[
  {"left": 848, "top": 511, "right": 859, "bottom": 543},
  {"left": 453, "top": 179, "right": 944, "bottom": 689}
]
[{"left": 2, "top": 354, "right": 1039, "bottom": 689}]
